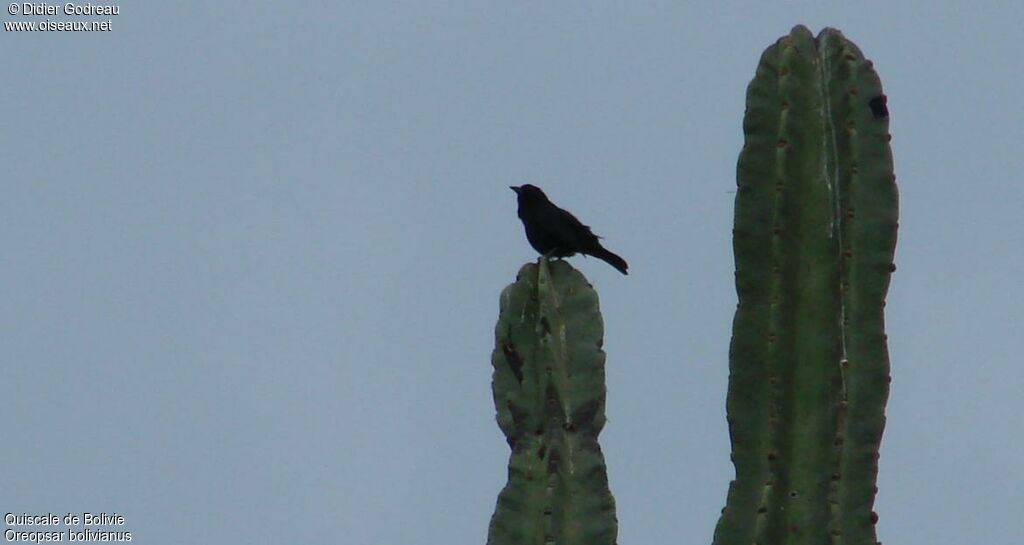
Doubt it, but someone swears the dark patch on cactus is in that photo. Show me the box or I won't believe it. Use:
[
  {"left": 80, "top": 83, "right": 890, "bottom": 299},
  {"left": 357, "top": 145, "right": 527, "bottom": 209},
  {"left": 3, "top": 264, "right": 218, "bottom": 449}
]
[
  {"left": 869, "top": 94, "right": 889, "bottom": 118},
  {"left": 540, "top": 316, "right": 552, "bottom": 337},
  {"left": 502, "top": 341, "right": 525, "bottom": 383},
  {"left": 505, "top": 402, "right": 530, "bottom": 449}
]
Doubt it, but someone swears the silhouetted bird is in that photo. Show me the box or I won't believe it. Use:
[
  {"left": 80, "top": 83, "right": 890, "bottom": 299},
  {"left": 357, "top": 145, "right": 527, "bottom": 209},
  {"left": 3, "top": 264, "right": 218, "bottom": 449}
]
[{"left": 510, "top": 184, "right": 629, "bottom": 275}]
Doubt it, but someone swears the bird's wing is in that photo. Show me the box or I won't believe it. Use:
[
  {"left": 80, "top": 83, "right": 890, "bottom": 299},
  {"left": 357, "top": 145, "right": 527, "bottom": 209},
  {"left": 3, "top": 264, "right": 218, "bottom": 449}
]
[{"left": 555, "top": 207, "right": 601, "bottom": 243}]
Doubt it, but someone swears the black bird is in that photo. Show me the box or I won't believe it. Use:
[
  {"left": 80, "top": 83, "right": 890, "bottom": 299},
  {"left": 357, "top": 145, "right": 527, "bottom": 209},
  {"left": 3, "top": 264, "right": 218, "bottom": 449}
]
[{"left": 510, "top": 184, "right": 629, "bottom": 275}]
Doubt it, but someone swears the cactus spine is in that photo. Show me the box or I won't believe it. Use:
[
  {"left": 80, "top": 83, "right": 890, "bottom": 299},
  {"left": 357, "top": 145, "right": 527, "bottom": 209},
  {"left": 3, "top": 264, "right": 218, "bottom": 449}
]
[
  {"left": 488, "top": 260, "right": 617, "bottom": 545},
  {"left": 713, "top": 25, "right": 898, "bottom": 545}
]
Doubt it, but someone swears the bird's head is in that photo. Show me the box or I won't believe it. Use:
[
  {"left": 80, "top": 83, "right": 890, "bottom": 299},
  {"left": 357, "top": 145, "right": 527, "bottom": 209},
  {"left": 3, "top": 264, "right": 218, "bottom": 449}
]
[{"left": 510, "top": 184, "right": 548, "bottom": 202}]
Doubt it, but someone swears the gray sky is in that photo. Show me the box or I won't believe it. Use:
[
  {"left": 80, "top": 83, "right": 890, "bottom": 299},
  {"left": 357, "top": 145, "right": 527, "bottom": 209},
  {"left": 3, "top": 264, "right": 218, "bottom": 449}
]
[{"left": 3, "top": 2, "right": 1022, "bottom": 544}]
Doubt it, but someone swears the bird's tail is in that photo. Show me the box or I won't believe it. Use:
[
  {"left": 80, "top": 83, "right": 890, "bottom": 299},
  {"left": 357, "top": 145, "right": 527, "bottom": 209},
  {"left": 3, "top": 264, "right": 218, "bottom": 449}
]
[{"left": 590, "top": 246, "right": 629, "bottom": 275}]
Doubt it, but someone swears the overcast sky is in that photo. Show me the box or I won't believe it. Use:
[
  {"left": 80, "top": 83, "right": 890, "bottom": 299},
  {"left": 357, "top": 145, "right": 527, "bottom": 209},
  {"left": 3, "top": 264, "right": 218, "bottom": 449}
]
[{"left": 3, "top": 2, "right": 1022, "bottom": 544}]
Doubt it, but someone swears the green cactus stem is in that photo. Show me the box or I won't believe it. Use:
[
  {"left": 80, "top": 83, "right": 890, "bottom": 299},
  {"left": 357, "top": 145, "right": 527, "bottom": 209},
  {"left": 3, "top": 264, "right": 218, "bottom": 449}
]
[
  {"left": 488, "top": 260, "right": 617, "bottom": 545},
  {"left": 713, "top": 26, "right": 898, "bottom": 545}
]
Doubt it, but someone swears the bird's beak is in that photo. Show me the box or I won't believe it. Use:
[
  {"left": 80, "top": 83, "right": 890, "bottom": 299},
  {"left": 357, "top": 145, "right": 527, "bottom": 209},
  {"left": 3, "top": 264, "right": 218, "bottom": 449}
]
[{"left": 509, "top": 186, "right": 521, "bottom": 194}]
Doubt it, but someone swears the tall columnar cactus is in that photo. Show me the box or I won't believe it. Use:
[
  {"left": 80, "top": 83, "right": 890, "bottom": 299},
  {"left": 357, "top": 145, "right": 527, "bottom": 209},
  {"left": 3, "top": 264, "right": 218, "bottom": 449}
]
[
  {"left": 488, "top": 260, "right": 617, "bottom": 545},
  {"left": 713, "top": 26, "right": 898, "bottom": 545}
]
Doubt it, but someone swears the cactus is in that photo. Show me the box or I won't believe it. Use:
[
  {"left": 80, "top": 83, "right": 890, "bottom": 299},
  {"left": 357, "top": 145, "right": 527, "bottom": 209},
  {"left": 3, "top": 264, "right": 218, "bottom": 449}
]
[
  {"left": 488, "top": 260, "right": 617, "bottom": 545},
  {"left": 713, "top": 25, "right": 898, "bottom": 545}
]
